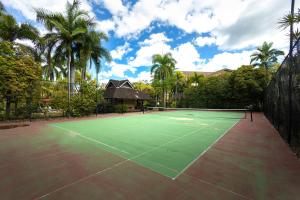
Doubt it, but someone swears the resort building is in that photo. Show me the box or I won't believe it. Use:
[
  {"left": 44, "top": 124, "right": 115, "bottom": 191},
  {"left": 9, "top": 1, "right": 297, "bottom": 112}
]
[{"left": 103, "top": 79, "right": 151, "bottom": 111}]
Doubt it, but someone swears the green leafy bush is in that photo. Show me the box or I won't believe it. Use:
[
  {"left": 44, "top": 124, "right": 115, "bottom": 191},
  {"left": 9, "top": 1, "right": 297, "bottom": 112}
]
[
  {"left": 70, "top": 95, "right": 96, "bottom": 117},
  {"left": 114, "top": 104, "right": 128, "bottom": 113}
]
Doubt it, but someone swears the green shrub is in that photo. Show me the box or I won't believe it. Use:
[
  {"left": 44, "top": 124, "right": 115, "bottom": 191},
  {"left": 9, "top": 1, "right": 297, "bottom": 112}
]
[
  {"left": 70, "top": 96, "right": 96, "bottom": 117},
  {"left": 114, "top": 104, "right": 128, "bottom": 113},
  {"left": 170, "top": 101, "right": 177, "bottom": 108}
]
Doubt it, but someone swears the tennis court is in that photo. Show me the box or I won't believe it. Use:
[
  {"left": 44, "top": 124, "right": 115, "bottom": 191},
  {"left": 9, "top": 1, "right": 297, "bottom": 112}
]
[
  {"left": 1, "top": 110, "right": 300, "bottom": 200},
  {"left": 49, "top": 110, "right": 245, "bottom": 179}
]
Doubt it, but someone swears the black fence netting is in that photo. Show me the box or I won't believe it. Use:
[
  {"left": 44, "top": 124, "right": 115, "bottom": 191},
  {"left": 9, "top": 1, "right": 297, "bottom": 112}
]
[
  {"left": 264, "top": 38, "right": 300, "bottom": 155},
  {"left": 0, "top": 80, "right": 104, "bottom": 121}
]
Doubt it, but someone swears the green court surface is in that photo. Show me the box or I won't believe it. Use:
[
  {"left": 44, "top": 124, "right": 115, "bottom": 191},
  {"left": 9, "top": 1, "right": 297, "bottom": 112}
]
[{"left": 49, "top": 110, "right": 244, "bottom": 179}]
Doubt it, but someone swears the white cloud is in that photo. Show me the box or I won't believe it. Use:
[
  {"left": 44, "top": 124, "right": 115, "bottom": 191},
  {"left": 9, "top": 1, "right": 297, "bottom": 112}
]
[
  {"left": 194, "top": 36, "right": 217, "bottom": 47},
  {"left": 210, "top": 0, "right": 299, "bottom": 51},
  {"left": 4, "top": 0, "right": 294, "bottom": 81},
  {"left": 100, "top": 0, "right": 219, "bottom": 38},
  {"left": 100, "top": 0, "right": 298, "bottom": 52},
  {"left": 199, "top": 50, "right": 254, "bottom": 72},
  {"left": 110, "top": 42, "right": 132, "bottom": 60},
  {"left": 128, "top": 71, "right": 152, "bottom": 83},
  {"left": 95, "top": 20, "right": 115, "bottom": 34},
  {"left": 3, "top": 0, "right": 94, "bottom": 21},
  {"left": 172, "top": 42, "right": 204, "bottom": 71},
  {"left": 129, "top": 33, "right": 172, "bottom": 67},
  {"left": 129, "top": 33, "right": 203, "bottom": 71},
  {"left": 102, "top": 61, "right": 136, "bottom": 78},
  {"left": 15, "top": 39, "right": 35, "bottom": 48},
  {"left": 140, "top": 33, "right": 172, "bottom": 46},
  {"left": 6, "top": 0, "right": 298, "bottom": 52},
  {"left": 101, "top": 0, "right": 127, "bottom": 16}
]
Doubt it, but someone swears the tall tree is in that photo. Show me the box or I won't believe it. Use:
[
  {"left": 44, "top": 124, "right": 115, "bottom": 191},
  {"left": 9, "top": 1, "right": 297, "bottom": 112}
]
[
  {"left": 188, "top": 72, "right": 204, "bottom": 87},
  {"left": 38, "top": 34, "right": 60, "bottom": 80},
  {"left": 278, "top": 7, "right": 299, "bottom": 44},
  {"left": 0, "top": 11, "right": 39, "bottom": 43},
  {"left": 151, "top": 53, "right": 176, "bottom": 107},
  {"left": 250, "top": 41, "right": 284, "bottom": 79},
  {"left": 76, "top": 31, "right": 111, "bottom": 82},
  {"left": 36, "top": 0, "right": 92, "bottom": 92},
  {"left": 172, "top": 71, "right": 185, "bottom": 104},
  {"left": 0, "top": 41, "right": 42, "bottom": 119}
]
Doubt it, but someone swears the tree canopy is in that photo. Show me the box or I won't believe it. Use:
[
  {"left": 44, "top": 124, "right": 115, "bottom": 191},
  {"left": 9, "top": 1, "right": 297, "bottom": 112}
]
[
  {"left": 250, "top": 41, "right": 284, "bottom": 80},
  {"left": 0, "top": 41, "right": 42, "bottom": 118}
]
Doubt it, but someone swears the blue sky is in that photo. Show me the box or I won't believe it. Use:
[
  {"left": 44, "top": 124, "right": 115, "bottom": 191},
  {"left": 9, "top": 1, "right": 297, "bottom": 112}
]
[{"left": 3, "top": 0, "right": 295, "bottom": 83}]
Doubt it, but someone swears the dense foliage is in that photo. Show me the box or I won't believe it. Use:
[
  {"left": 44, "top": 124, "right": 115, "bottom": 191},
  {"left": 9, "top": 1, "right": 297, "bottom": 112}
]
[
  {"left": 178, "top": 66, "right": 266, "bottom": 109},
  {"left": 0, "top": 0, "right": 109, "bottom": 119},
  {"left": 150, "top": 61, "right": 276, "bottom": 110},
  {"left": 0, "top": 41, "right": 42, "bottom": 119}
]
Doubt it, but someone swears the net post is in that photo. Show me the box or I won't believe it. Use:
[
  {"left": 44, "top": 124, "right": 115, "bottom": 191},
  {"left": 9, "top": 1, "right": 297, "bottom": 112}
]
[{"left": 247, "top": 105, "right": 253, "bottom": 122}]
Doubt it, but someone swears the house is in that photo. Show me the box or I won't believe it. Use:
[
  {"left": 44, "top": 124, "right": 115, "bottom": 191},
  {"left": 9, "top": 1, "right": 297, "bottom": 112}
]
[{"left": 103, "top": 79, "right": 151, "bottom": 111}]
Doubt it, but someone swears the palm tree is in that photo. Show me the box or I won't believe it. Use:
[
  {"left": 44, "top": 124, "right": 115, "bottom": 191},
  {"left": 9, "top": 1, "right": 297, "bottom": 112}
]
[
  {"left": 76, "top": 30, "right": 111, "bottom": 82},
  {"left": 0, "top": 5, "right": 41, "bottom": 62},
  {"left": 36, "top": 0, "right": 92, "bottom": 94},
  {"left": 0, "top": 1, "right": 5, "bottom": 14},
  {"left": 151, "top": 53, "right": 176, "bottom": 107},
  {"left": 37, "top": 35, "right": 58, "bottom": 80},
  {"left": 278, "top": 6, "right": 299, "bottom": 45},
  {"left": 188, "top": 72, "right": 204, "bottom": 86},
  {"left": 250, "top": 42, "right": 284, "bottom": 79},
  {"left": 0, "top": 12, "right": 39, "bottom": 43},
  {"left": 173, "top": 71, "right": 185, "bottom": 104}
]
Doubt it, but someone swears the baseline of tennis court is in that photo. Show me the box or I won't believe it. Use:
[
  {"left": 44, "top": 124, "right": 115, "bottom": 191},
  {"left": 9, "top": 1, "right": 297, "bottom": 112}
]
[{"left": 49, "top": 110, "right": 244, "bottom": 179}]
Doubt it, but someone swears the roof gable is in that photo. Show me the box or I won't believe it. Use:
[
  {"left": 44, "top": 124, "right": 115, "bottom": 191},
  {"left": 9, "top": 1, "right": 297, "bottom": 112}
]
[{"left": 105, "top": 79, "right": 134, "bottom": 89}]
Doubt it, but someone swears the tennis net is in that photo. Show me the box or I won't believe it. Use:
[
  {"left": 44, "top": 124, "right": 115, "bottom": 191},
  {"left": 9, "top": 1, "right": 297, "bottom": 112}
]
[{"left": 147, "top": 107, "right": 249, "bottom": 120}]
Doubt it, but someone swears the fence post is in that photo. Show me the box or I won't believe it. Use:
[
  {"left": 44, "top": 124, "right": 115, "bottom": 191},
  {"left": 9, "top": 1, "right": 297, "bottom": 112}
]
[{"left": 288, "top": 0, "right": 295, "bottom": 145}]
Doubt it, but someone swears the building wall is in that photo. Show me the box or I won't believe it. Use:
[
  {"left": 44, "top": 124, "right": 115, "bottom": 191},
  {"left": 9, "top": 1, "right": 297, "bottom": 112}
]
[{"left": 107, "top": 99, "right": 138, "bottom": 111}]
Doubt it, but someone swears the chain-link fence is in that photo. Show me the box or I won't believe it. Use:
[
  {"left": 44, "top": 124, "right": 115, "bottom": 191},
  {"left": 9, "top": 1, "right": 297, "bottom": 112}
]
[
  {"left": 0, "top": 80, "right": 103, "bottom": 121},
  {"left": 264, "top": 38, "right": 300, "bottom": 155}
]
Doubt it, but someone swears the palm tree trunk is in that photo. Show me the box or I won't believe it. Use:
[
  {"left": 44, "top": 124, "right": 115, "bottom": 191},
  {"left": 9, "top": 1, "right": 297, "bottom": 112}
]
[
  {"left": 265, "top": 66, "right": 269, "bottom": 82},
  {"left": 70, "top": 52, "right": 75, "bottom": 95},
  {"left": 96, "top": 72, "right": 98, "bottom": 116},
  {"left": 163, "top": 87, "right": 166, "bottom": 107},
  {"left": 81, "top": 66, "right": 86, "bottom": 80},
  {"left": 67, "top": 51, "right": 71, "bottom": 117},
  {"left": 47, "top": 52, "right": 54, "bottom": 81}
]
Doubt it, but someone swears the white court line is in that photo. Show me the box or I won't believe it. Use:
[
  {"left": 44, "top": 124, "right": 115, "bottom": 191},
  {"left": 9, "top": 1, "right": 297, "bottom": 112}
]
[
  {"left": 50, "top": 125, "right": 129, "bottom": 155},
  {"left": 182, "top": 172, "right": 252, "bottom": 200},
  {"left": 34, "top": 127, "right": 202, "bottom": 199},
  {"left": 172, "top": 120, "right": 241, "bottom": 180}
]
